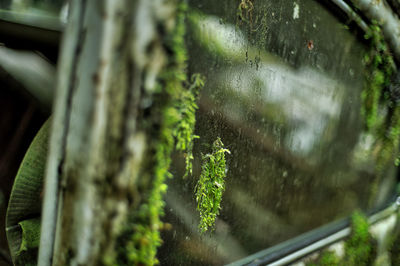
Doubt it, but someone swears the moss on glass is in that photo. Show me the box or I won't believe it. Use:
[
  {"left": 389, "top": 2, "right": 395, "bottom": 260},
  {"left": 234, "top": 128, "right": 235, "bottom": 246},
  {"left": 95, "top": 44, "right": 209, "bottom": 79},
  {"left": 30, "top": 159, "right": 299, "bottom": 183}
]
[
  {"left": 195, "top": 137, "right": 230, "bottom": 233},
  {"left": 343, "top": 211, "right": 376, "bottom": 266},
  {"left": 174, "top": 73, "right": 205, "bottom": 178}
]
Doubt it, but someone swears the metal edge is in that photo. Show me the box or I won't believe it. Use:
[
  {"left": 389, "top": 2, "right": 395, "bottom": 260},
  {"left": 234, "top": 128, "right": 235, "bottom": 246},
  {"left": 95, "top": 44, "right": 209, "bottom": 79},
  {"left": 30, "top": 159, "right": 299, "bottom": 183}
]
[
  {"left": 226, "top": 200, "right": 398, "bottom": 266},
  {"left": 0, "top": 9, "right": 63, "bottom": 31}
]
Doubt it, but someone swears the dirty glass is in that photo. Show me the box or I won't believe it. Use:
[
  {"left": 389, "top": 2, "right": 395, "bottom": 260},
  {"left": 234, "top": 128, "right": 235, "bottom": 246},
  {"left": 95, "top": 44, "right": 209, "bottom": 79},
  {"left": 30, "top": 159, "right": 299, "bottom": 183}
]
[{"left": 158, "top": 0, "right": 398, "bottom": 265}]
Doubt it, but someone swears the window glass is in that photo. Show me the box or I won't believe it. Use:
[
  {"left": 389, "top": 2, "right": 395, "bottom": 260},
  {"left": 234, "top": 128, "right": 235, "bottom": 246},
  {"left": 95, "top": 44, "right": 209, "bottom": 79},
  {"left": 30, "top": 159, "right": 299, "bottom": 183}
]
[
  {"left": 159, "top": 0, "right": 397, "bottom": 265},
  {"left": 1, "top": 0, "right": 64, "bottom": 14},
  {"left": 0, "top": 0, "right": 66, "bottom": 28}
]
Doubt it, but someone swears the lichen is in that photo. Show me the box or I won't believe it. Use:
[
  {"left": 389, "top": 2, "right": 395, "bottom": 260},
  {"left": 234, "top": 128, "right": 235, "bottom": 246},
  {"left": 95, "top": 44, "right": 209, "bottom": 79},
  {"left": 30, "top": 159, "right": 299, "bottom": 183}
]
[
  {"left": 195, "top": 137, "right": 230, "bottom": 233},
  {"left": 318, "top": 251, "right": 341, "bottom": 266}
]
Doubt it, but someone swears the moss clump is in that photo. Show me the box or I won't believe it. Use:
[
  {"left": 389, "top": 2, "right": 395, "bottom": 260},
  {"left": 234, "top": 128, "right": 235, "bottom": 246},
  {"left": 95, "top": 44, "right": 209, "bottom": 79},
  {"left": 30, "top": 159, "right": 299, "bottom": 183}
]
[
  {"left": 343, "top": 211, "right": 376, "bottom": 266},
  {"left": 306, "top": 250, "right": 340, "bottom": 266},
  {"left": 388, "top": 213, "right": 400, "bottom": 265},
  {"left": 195, "top": 137, "right": 230, "bottom": 233},
  {"left": 174, "top": 73, "right": 205, "bottom": 178},
  {"left": 307, "top": 211, "right": 376, "bottom": 266},
  {"left": 366, "top": 24, "right": 398, "bottom": 148},
  {"left": 362, "top": 22, "right": 395, "bottom": 135},
  {"left": 319, "top": 251, "right": 340, "bottom": 266}
]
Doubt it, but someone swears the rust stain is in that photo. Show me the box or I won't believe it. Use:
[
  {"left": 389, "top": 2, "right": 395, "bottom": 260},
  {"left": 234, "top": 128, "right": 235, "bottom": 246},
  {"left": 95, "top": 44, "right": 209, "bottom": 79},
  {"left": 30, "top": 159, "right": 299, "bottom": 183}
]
[{"left": 307, "top": 40, "right": 314, "bottom": 51}]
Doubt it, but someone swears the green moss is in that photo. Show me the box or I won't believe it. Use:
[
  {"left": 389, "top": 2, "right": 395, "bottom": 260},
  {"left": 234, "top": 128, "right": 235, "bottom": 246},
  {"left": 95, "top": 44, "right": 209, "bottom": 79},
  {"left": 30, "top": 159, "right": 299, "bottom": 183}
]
[
  {"left": 195, "top": 137, "right": 230, "bottom": 233},
  {"left": 123, "top": 3, "right": 187, "bottom": 265},
  {"left": 344, "top": 211, "right": 376, "bottom": 266},
  {"left": 307, "top": 211, "right": 376, "bottom": 266},
  {"left": 360, "top": 20, "right": 399, "bottom": 205},
  {"left": 318, "top": 251, "right": 341, "bottom": 266},
  {"left": 388, "top": 213, "right": 400, "bottom": 265},
  {"left": 362, "top": 22, "right": 395, "bottom": 133},
  {"left": 306, "top": 250, "right": 340, "bottom": 266},
  {"left": 174, "top": 73, "right": 205, "bottom": 178},
  {"left": 115, "top": 2, "right": 206, "bottom": 265}
]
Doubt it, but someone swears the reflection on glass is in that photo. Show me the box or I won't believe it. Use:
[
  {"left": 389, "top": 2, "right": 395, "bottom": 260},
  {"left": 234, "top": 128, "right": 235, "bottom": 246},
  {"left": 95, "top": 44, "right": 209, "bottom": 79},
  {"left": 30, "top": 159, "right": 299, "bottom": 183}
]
[
  {"left": 0, "top": 0, "right": 67, "bottom": 28},
  {"left": 158, "top": 0, "right": 397, "bottom": 265},
  {"left": 7, "top": 0, "right": 64, "bottom": 14}
]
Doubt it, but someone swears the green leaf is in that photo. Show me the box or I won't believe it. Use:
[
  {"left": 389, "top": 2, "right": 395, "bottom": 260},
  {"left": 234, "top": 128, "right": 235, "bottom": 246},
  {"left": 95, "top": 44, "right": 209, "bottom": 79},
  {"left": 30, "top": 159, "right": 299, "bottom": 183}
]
[{"left": 6, "top": 119, "right": 50, "bottom": 266}]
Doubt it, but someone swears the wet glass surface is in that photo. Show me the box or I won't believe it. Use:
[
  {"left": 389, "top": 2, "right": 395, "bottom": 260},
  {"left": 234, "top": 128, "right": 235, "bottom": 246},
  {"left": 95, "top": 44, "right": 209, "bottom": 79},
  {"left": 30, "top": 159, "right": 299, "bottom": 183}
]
[{"left": 160, "top": 0, "right": 397, "bottom": 265}]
